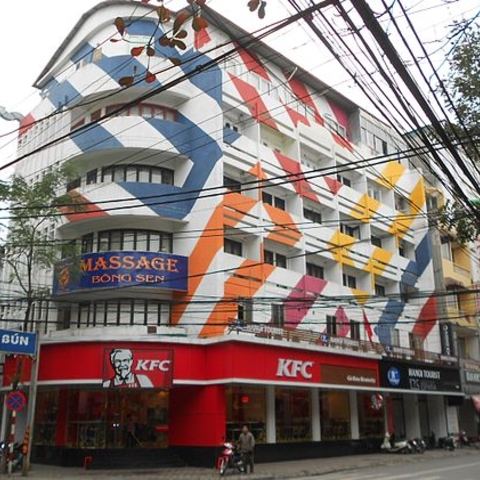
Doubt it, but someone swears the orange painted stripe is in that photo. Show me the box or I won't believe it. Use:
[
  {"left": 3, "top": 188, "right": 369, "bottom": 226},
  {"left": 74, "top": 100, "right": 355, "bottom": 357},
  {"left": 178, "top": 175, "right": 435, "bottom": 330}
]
[
  {"left": 60, "top": 192, "right": 108, "bottom": 221},
  {"left": 171, "top": 205, "right": 224, "bottom": 325},
  {"left": 199, "top": 260, "right": 275, "bottom": 338},
  {"left": 264, "top": 204, "right": 301, "bottom": 247}
]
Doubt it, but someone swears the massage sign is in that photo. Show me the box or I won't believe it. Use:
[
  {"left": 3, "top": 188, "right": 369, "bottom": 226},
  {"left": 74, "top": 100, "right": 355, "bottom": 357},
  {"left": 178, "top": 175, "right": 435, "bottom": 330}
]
[{"left": 53, "top": 251, "right": 189, "bottom": 294}]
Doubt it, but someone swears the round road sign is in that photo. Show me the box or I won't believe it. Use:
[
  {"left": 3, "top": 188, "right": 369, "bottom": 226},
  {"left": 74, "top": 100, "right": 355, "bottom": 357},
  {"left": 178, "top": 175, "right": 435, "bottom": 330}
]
[{"left": 5, "top": 390, "right": 27, "bottom": 412}]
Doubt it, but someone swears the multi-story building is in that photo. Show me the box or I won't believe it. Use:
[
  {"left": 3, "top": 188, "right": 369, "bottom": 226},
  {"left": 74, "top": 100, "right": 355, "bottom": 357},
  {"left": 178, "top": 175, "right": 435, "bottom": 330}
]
[{"left": 0, "top": 1, "right": 464, "bottom": 467}]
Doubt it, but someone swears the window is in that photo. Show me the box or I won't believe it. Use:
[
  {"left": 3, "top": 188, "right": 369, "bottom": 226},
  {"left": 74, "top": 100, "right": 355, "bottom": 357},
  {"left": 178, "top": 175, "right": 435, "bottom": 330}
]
[
  {"left": 409, "top": 332, "right": 423, "bottom": 350},
  {"left": 262, "top": 192, "right": 285, "bottom": 210},
  {"left": 264, "top": 249, "right": 287, "bottom": 268},
  {"left": 271, "top": 303, "right": 285, "bottom": 327},
  {"left": 374, "top": 284, "right": 386, "bottom": 296},
  {"left": 342, "top": 274, "right": 357, "bottom": 289},
  {"left": 66, "top": 177, "right": 81, "bottom": 192},
  {"left": 337, "top": 174, "right": 351, "bottom": 187},
  {"left": 340, "top": 223, "right": 360, "bottom": 239},
  {"left": 368, "top": 187, "right": 382, "bottom": 202},
  {"left": 238, "top": 298, "right": 253, "bottom": 324},
  {"left": 350, "top": 320, "right": 360, "bottom": 340},
  {"left": 390, "top": 328, "right": 400, "bottom": 347},
  {"left": 100, "top": 165, "right": 174, "bottom": 186},
  {"left": 224, "top": 238, "right": 243, "bottom": 256},
  {"left": 81, "top": 233, "right": 94, "bottom": 254},
  {"left": 398, "top": 240, "right": 406, "bottom": 257},
  {"left": 304, "top": 208, "right": 322, "bottom": 224},
  {"left": 441, "top": 236, "right": 452, "bottom": 260},
  {"left": 371, "top": 235, "right": 382, "bottom": 247},
  {"left": 224, "top": 121, "right": 239, "bottom": 133},
  {"left": 394, "top": 194, "right": 408, "bottom": 213},
  {"left": 86, "top": 169, "right": 97, "bottom": 185},
  {"left": 224, "top": 176, "right": 242, "bottom": 192},
  {"left": 326, "top": 315, "right": 337, "bottom": 336},
  {"left": 306, "top": 262, "right": 324, "bottom": 279}
]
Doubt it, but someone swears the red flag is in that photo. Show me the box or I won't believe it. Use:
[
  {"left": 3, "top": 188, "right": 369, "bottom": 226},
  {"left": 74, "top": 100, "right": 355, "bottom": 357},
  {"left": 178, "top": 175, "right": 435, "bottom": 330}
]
[{"left": 363, "top": 309, "right": 374, "bottom": 343}]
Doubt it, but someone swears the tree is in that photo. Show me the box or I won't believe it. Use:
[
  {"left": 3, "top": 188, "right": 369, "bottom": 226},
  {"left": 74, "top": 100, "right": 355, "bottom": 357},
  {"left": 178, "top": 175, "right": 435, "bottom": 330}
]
[
  {"left": 0, "top": 165, "right": 77, "bottom": 332},
  {"left": 436, "top": 22, "right": 480, "bottom": 243}
]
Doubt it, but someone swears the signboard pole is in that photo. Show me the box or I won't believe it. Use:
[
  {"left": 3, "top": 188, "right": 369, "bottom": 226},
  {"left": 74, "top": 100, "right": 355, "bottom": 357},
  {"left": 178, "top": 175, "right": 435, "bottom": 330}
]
[
  {"left": 7, "top": 410, "right": 16, "bottom": 476},
  {"left": 21, "top": 335, "right": 40, "bottom": 477}
]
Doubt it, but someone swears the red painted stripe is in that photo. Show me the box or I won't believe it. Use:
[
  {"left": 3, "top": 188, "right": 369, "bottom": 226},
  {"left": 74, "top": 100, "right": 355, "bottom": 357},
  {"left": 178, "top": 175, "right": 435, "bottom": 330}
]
[
  {"left": 284, "top": 275, "right": 327, "bottom": 329},
  {"left": 412, "top": 296, "right": 437, "bottom": 340},
  {"left": 274, "top": 151, "right": 318, "bottom": 202},
  {"left": 236, "top": 46, "right": 271, "bottom": 81},
  {"left": 326, "top": 99, "right": 350, "bottom": 138},
  {"left": 60, "top": 192, "right": 108, "bottom": 222},
  {"left": 286, "top": 76, "right": 324, "bottom": 125},
  {"left": 331, "top": 131, "right": 354, "bottom": 152},
  {"left": 194, "top": 27, "right": 211, "bottom": 50},
  {"left": 324, "top": 176, "right": 343, "bottom": 195},
  {"left": 283, "top": 102, "right": 310, "bottom": 127},
  {"left": 19, "top": 113, "right": 35, "bottom": 137},
  {"left": 229, "top": 73, "right": 278, "bottom": 130}
]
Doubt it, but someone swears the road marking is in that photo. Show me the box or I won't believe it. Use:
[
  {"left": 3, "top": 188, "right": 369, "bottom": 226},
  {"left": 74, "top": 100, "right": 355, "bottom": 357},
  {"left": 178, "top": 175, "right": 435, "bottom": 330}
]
[{"left": 380, "top": 461, "right": 480, "bottom": 479}]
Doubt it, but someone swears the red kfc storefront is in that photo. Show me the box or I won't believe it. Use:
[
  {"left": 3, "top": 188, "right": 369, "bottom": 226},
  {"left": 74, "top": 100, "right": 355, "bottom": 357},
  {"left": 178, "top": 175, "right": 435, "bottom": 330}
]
[{"left": 2, "top": 336, "right": 383, "bottom": 467}]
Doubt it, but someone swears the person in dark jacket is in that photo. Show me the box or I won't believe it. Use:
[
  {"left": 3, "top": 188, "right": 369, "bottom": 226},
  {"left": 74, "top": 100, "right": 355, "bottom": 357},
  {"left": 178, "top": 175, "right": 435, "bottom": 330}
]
[{"left": 238, "top": 424, "right": 255, "bottom": 473}]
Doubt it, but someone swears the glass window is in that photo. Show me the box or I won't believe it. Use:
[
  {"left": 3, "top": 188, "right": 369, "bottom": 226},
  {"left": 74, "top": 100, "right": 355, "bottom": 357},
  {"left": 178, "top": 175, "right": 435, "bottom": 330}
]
[
  {"left": 357, "top": 393, "right": 384, "bottom": 438},
  {"left": 306, "top": 262, "right": 324, "bottom": 279},
  {"left": 102, "top": 167, "right": 113, "bottom": 183},
  {"left": 122, "top": 231, "right": 135, "bottom": 251},
  {"left": 304, "top": 208, "right": 322, "bottom": 224},
  {"left": 371, "top": 235, "right": 382, "bottom": 247},
  {"left": 374, "top": 284, "right": 386, "bottom": 296},
  {"left": 161, "top": 169, "right": 174, "bottom": 185},
  {"left": 86, "top": 169, "right": 97, "bottom": 185},
  {"left": 35, "top": 390, "right": 59, "bottom": 446},
  {"left": 136, "top": 231, "right": 148, "bottom": 251},
  {"left": 151, "top": 168, "right": 162, "bottom": 184},
  {"left": 226, "top": 386, "right": 266, "bottom": 443},
  {"left": 262, "top": 192, "right": 273, "bottom": 205},
  {"left": 118, "top": 301, "right": 133, "bottom": 325},
  {"left": 82, "top": 233, "right": 94, "bottom": 254},
  {"left": 224, "top": 176, "right": 242, "bottom": 192},
  {"left": 110, "top": 231, "right": 122, "bottom": 251},
  {"left": 98, "top": 231, "right": 110, "bottom": 252},
  {"left": 106, "top": 302, "right": 119, "bottom": 325},
  {"left": 276, "top": 388, "right": 311, "bottom": 443},
  {"left": 224, "top": 238, "right": 243, "bottom": 256},
  {"left": 326, "top": 315, "right": 337, "bottom": 336},
  {"left": 146, "top": 301, "right": 158, "bottom": 325},
  {"left": 319, "top": 390, "right": 351, "bottom": 440},
  {"left": 350, "top": 320, "right": 360, "bottom": 340},
  {"left": 138, "top": 167, "right": 150, "bottom": 183},
  {"left": 271, "top": 303, "right": 285, "bottom": 327},
  {"left": 125, "top": 166, "right": 137, "bottom": 182},
  {"left": 67, "top": 178, "right": 81, "bottom": 192}
]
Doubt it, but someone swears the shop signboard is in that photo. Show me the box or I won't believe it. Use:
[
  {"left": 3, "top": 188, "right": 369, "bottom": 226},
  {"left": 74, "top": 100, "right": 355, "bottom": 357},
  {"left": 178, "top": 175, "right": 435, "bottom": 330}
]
[
  {"left": 102, "top": 348, "right": 173, "bottom": 389},
  {"left": 53, "top": 251, "right": 188, "bottom": 294},
  {"left": 0, "top": 329, "right": 37, "bottom": 355},
  {"left": 379, "top": 359, "right": 461, "bottom": 393},
  {"left": 321, "top": 365, "right": 378, "bottom": 387}
]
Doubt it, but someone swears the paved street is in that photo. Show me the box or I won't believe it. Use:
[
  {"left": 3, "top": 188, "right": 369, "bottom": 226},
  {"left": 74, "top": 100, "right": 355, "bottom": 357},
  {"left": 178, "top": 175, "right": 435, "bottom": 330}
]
[
  {"left": 292, "top": 452, "right": 480, "bottom": 480},
  {"left": 7, "top": 447, "right": 479, "bottom": 479}
]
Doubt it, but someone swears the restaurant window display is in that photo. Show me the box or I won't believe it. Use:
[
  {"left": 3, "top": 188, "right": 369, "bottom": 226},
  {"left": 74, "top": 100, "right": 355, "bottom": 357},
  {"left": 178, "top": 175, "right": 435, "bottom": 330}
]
[
  {"left": 226, "top": 386, "right": 266, "bottom": 443},
  {"left": 275, "top": 388, "right": 312, "bottom": 442},
  {"left": 319, "top": 390, "right": 351, "bottom": 440},
  {"left": 35, "top": 390, "right": 60, "bottom": 446},
  {"left": 64, "top": 388, "right": 169, "bottom": 448},
  {"left": 357, "top": 393, "right": 384, "bottom": 438}
]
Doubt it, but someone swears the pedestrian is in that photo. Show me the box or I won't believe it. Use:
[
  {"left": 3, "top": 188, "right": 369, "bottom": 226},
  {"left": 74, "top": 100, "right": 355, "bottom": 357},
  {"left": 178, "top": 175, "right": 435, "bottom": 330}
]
[
  {"left": 125, "top": 414, "right": 137, "bottom": 447},
  {"left": 238, "top": 424, "right": 255, "bottom": 474}
]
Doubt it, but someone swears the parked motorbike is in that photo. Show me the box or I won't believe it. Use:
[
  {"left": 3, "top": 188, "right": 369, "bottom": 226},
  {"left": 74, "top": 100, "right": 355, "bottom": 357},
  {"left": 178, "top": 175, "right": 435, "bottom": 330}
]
[
  {"left": 438, "top": 434, "right": 456, "bottom": 451},
  {"left": 380, "top": 432, "right": 412, "bottom": 454},
  {"left": 408, "top": 437, "right": 426, "bottom": 453},
  {"left": 0, "top": 441, "right": 24, "bottom": 472},
  {"left": 217, "top": 442, "right": 246, "bottom": 476}
]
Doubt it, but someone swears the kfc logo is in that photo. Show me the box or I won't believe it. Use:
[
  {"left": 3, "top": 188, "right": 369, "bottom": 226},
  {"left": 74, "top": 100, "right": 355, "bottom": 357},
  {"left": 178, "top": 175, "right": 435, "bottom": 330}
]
[
  {"left": 102, "top": 348, "right": 173, "bottom": 389},
  {"left": 276, "top": 358, "right": 314, "bottom": 379}
]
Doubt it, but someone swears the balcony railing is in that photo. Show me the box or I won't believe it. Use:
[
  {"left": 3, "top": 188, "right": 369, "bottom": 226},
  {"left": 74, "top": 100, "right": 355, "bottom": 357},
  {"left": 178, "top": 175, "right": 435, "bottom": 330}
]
[{"left": 227, "top": 321, "right": 457, "bottom": 366}]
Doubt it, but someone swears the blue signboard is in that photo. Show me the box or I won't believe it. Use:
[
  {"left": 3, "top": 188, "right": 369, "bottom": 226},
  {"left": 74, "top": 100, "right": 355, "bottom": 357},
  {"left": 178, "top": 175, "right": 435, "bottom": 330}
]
[
  {"left": 53, "top": 251, "right": 188, "bottom": 295},
  {"left": 0, "top": 329, "right": 37, "bottom": 355}
]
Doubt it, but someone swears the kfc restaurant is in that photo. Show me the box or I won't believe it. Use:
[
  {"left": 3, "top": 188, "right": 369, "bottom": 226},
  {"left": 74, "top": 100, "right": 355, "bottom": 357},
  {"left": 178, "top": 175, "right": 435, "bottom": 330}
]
[{"left": 2, "top": 335, "right": 387, "bottom": 467}]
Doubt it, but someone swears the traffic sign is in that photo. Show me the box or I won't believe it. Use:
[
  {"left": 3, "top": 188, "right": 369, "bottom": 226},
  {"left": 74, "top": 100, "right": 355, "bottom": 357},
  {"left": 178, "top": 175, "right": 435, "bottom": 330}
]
[
  {"left": 6, "top": 390, "right": 27, "bottom": 412},
  {"left": 0, "top": 329, "right": 37, "bottom": 355}
]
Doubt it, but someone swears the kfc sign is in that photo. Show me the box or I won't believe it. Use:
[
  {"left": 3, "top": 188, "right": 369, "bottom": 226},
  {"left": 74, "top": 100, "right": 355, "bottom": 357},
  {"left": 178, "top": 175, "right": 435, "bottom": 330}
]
[
  {"left": 102, "top": 348, "right": 173, "bottom": 389},
  {"left": 276, "top": 358, "right": 314, "bottom": 379}
]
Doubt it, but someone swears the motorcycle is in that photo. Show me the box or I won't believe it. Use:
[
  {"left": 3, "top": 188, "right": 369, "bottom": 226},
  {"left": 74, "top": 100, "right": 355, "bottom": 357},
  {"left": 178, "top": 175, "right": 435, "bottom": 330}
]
[
  {"left": 438, "top": 434, "right": 456, "bottom": 451},
  {"left": 380, "top": 432, "right": 412, "bottom": 454},
  {"left": 408, "top": 437, "right": 426, "bottom": 453},
  {"left": 217, "top": 442, "right": 246, "bottom": 476},
  {"left": 0, "top": 441, "right": 24, "bottom": 472}
]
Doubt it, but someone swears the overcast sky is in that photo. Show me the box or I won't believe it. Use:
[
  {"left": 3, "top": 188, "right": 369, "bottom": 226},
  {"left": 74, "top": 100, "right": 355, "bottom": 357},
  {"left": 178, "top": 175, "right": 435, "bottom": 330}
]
[{"left": 0, "top": 0, "right": 476, "bottom": 172}]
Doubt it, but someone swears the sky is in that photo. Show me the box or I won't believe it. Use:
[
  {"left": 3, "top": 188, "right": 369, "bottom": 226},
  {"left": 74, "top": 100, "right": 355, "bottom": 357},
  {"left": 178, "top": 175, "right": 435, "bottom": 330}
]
[{"left": 0, "top": 0, "right": 476, "bottom": 173}]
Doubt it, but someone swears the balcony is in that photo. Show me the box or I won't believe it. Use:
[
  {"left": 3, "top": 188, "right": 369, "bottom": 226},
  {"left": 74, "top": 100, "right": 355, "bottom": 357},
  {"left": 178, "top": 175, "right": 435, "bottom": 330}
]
[{"left": 227, "top": 322, "right": 456, "bottom": 365}]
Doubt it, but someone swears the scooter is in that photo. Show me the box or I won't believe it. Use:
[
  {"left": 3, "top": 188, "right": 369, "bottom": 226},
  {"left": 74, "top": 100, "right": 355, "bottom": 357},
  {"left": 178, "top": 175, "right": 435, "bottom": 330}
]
[
  {"left": 438, "top": 434, "right": 456, "bottom": 451},
  {"left": 408, "top": 437, "right": 426, "bottom": 453},
  {"left": 0, "top": 441, "right": 23, "bottom": 472},
  {"left": 380, "top": 432, "right": 412, "bottom": 454},
  {"left": 217, "top": 442, "right": 246, "bottom": 476}
]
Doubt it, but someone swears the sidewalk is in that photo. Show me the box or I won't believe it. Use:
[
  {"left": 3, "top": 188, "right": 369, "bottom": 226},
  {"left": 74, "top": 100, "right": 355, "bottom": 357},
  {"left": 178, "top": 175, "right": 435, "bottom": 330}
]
[{"left": 11, "top": 448, "right": 480, "bottom": 479}]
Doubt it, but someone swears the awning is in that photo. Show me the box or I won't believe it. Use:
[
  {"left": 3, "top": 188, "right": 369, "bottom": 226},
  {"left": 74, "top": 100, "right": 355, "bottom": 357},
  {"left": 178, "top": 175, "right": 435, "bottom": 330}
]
[{"left": 472, "top": 395, "right": 480, "bottom": 413}]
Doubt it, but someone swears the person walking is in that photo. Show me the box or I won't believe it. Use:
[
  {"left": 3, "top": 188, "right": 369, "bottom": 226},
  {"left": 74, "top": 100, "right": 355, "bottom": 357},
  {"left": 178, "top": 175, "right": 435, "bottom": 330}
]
[{"left": 238, "top": 424, "right": 255, "bottom": 474}]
